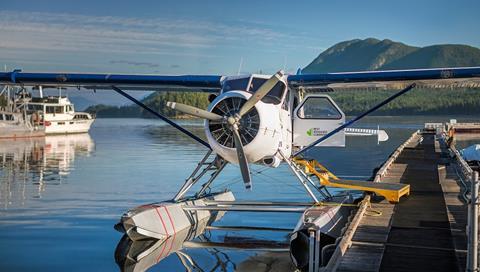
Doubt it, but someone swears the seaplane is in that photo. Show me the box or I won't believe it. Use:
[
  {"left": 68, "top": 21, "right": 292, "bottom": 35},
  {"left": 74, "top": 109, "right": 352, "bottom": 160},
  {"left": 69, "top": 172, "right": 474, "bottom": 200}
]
[{"left": 2, "top": 66, "right": 480, "bottom": 271}]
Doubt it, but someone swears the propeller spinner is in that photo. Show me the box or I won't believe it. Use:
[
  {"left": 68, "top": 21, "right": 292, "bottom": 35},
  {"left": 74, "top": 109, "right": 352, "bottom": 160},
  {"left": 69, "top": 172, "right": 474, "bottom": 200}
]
[{"left": 167, "top": 70, "right": 285, "bottom": 190}]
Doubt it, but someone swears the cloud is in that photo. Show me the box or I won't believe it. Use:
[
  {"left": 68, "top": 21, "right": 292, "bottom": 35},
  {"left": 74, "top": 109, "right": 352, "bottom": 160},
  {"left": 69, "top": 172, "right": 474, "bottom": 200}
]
[
  {"left": 0, "top": 10, "right": 326, "bottom": 56},
  {"left": 0, "top": 10, "right": 331, "bottom": 74},
  {"left": 0, "top": 10, "right": 292, "bottom": 55},
  {"left": 109, "top": 60, "right": 159, "bottom": 68}
]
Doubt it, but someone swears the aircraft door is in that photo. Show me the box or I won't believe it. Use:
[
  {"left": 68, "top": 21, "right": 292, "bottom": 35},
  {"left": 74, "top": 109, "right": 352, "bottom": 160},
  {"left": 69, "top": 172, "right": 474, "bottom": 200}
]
[{"left": 293, "top": 95, "right": 345, "bottom": 147}]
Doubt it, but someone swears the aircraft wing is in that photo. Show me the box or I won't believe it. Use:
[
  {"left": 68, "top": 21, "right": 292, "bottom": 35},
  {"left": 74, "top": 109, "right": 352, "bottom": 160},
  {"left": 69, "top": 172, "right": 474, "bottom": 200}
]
[
  {"left": 1, "top": 67, "right": 480, "bottom": 93},
  {"left": 287, "top": 67, "right": 480, "bottom": 92},
  {"left": 0, "top": 70, "right": 223, "bottom": 93}
]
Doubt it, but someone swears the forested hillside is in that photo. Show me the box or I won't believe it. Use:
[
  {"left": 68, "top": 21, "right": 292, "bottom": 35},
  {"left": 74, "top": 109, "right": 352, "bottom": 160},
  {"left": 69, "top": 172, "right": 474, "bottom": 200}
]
[{"left": 85, "top": 38, "right": 480, "bottom": 118}]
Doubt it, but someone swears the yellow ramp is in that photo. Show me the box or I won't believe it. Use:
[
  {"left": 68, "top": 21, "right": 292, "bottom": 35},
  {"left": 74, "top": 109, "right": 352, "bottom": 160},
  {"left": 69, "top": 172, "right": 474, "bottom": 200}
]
[
  {"left": 293, "top": 158, "right": 410, "bottom": 203},
  {"left": 323, "top": 179, "right": 410, "bottom": 203}
]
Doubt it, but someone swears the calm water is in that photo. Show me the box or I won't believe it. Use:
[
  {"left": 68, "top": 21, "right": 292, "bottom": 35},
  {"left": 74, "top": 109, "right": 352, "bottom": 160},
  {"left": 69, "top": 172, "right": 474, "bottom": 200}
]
[{"left": 0, "top": 116, "right": 478, "bottom": 271}]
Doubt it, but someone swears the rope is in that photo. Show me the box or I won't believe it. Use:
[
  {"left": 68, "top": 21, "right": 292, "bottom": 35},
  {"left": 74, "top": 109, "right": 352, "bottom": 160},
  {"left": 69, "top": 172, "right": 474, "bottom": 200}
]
[
  {"left": 312, "top": 199, "right": 383, "bottom": 216},
  {"left": 313, "top": 201, "right": 359, "bottom": 207},
  {"left": 365, "top": 202, "right": 383, "bottom": 217}
]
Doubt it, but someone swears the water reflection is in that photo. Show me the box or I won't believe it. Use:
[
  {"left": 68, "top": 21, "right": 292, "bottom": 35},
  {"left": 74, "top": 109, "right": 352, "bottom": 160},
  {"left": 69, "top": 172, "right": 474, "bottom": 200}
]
[
  {"left": 0, "top": 134, "right": 94, "bottom": 208},
  {"left": 115, "top": 225, "right": 291, "bottom": 272}
]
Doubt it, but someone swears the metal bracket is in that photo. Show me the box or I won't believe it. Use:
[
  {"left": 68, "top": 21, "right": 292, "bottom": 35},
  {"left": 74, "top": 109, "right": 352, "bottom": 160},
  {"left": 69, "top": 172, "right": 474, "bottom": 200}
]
[
  {"left": 280, "top": 151, "right": 319, "bottom": 203},
  {"left": 173, "top": 151, "right": 226, "bottom": 201}
]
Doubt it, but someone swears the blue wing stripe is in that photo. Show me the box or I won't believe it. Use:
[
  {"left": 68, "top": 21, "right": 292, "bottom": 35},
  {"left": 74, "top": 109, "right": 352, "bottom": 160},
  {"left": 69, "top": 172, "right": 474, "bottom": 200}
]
[
  {"left": 287, "top": 67, "right": 480, "bottom": 86},
  {"left": 0, "top": 71, "right": 223, "bottom": 90}
]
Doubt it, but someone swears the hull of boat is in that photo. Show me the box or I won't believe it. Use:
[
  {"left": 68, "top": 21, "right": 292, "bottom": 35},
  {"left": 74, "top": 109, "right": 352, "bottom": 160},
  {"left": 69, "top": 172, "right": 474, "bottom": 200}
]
[
  {"left": 45, "top": 118, "right": 94, "bottom": 134},
  {"left": 0, "top": 123, "right": 45, "bottom": 139}
]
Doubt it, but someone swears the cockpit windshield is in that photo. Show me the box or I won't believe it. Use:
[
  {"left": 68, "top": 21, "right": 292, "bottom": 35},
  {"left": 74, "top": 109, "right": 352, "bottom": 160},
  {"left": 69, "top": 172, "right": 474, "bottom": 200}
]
[
  {"left": 249, "top": 77, "right": 285, "bottom": 105},
  {"left": 222, "top": 75, "right": 286, "bottom": 105}
]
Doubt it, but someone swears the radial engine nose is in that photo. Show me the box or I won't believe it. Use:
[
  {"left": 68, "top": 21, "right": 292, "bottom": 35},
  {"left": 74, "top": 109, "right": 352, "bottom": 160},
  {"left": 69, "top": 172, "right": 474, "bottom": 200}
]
[{"left": 208, "top": 96, "right": 260, "bottom": 148}]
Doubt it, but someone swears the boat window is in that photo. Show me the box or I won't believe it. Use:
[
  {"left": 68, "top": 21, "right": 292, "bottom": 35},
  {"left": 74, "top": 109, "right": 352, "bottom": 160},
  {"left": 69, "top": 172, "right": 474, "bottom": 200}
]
[
  {"left": 46, "top": 106, "right": 55, "bottom": 114},
  {"left": 0, "top": 114, "right": 3, "bottom": 121},
  {"left": 5, "top": 114, "right": 14, "bottom": 121},
  {"left": 223, "top": 78, "right": 250, "bottom": 92},
  {"left": 67, "top": 105, "right": 73, "bottom": 112},
  {"left": 74, "top": 114, "right": 88, "bottom": 120},
  {"left": 28, "top": 104, "right": 44, "bottom": 111},
  {"left": 297, "top": 97, "right": 342, "bottom": 119}
]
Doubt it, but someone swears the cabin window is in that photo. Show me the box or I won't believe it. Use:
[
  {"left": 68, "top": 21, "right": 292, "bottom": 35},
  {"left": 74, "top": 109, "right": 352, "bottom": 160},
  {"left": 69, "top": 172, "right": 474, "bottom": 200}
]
[
  {"left": 30, "top": 104, "right": 43, "bottom": 111},
  {"left": 297, "top": 96, "right": 342, "bottom": 120},
  {"left": 47, "top": 106, "right": 64, "bottom": 114},
  {"left": 58, "top": 122, "right": 65, "bottom": 125},
  {"left": 74, "top": 114, "right": 88, "bottom": 120},
  {"left": 5, "top": 114, "right": 14, "bottom": 121},
  {"left": 67, "top": 105, "right": 73, "bottom": 112},
  {"left": 0, "top": 114, "right": 3, "bottom": 121}
]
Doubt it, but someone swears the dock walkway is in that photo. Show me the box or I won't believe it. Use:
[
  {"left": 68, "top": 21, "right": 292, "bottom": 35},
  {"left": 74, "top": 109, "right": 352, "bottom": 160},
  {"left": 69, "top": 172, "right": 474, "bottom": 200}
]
[{"left": 335, "top": 132, "right": 467, "bottom": 272}]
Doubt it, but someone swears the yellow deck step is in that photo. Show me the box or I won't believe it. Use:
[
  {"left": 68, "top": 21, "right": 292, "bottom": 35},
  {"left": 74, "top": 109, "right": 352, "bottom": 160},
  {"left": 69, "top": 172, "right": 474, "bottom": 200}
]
[
  {"left": 293, "top": 158, "right": 410, "bottom": 203},
  {"left": 321, "top": 179, "right": 410, "bottom": 203}
]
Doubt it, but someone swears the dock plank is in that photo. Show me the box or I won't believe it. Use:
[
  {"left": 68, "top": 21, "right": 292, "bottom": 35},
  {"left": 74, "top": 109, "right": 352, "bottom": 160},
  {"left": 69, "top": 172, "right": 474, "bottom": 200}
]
[{"left": 336, "top": 132, "right": 467, "bottom": 272}]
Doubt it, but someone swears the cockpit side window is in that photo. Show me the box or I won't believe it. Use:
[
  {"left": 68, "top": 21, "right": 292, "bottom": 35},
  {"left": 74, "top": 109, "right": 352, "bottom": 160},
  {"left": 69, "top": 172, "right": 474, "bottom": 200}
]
[
  {"left": 223, "top": 78, "right": 250, "bottom": 92},
  {"left": 296, "top": 96, "right": 343, "bottom": 119}
]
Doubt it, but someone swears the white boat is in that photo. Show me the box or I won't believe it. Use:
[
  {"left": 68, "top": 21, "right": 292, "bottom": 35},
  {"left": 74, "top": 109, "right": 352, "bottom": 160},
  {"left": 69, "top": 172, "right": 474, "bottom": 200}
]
[
  {"left": 0, "top": 111, "right": 45, "bottom": 139},
  {"left": 23, "top": 95, "right": 95, "bottom": 134}
]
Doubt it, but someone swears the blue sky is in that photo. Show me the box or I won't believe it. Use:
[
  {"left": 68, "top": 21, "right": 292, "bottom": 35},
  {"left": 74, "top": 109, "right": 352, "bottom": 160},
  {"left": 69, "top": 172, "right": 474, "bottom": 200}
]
[{"left": 1, "top": 0, "right": 479, "bottom": 76}]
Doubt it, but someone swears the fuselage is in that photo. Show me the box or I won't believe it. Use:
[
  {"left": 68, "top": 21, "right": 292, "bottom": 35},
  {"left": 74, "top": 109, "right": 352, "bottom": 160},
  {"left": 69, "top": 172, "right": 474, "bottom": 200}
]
[{"left": 204, "top": 74, "right": 293, "bottom": 167}]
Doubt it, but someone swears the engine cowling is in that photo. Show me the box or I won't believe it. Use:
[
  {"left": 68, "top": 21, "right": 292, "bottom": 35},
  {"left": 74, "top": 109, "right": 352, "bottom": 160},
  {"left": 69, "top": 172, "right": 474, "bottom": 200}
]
[{"left": 205, "top": 90, "right": 282, "bottom": 165}]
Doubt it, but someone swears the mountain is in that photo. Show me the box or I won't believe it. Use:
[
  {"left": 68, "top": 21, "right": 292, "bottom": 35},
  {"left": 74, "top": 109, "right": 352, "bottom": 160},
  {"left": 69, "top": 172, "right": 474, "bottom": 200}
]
[{"left": 303, "top": 38, "right": 480, "bottom": 73}]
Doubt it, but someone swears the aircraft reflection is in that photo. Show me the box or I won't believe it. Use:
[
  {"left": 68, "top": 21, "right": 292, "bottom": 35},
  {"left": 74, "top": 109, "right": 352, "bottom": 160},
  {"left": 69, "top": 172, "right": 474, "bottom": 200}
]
[
  {"left": 114, "top": 216, "right": 292, "bottom": 272},
  {"left": 0, "top": 134, "right": 95, "bottom": 208},
  {"left": 115, "top": 216, "right": 238, "bottom": 272}
]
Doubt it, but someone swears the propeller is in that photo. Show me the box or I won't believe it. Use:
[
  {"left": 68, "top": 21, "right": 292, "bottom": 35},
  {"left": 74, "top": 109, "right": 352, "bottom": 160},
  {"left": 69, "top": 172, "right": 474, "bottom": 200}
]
[
  {"left": 231, "top": 124, "right": 252, "bottom": 189},
  {"left": 238, "top": 70, "right": 284, "bottom": 117},
  {"left": 166, "top": 102, "right": 223, "bottom": 121},
  {"left": 166, "top": 70, "right": 285, "bottom": 190}
]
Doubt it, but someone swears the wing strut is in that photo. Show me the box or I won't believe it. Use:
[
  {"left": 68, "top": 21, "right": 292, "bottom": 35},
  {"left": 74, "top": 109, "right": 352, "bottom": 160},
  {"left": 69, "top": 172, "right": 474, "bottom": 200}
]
[
  {"left": 111, "top": 86, "right": 211, "bottom": 149},
  {"left": 293, "top": 83, "right": 417, "bottom": 157}
]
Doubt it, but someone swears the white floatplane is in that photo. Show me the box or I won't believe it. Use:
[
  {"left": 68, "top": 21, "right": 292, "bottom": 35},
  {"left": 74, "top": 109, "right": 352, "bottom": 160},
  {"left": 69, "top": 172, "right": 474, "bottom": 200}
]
[{"left": 2, "top": 66, "right": 480, "bottom": 271}]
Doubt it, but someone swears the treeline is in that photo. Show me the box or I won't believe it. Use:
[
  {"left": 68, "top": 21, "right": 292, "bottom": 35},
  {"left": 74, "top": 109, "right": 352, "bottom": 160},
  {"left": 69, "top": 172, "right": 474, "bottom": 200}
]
[
  {"left": 86, "top": 92, "right": 210, "bottom": 118},
  {"left": 86, "top": 88, "right": 480, "bottom": 118},
  {"left": 329, "top": 88, "right": 480, "bottom": 115}
]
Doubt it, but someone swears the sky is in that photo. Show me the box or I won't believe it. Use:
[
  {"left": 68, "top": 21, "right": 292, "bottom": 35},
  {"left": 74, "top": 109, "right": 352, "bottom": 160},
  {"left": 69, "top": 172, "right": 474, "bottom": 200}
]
[{"left": 1, "top": 0, "right": 479, "bottom": 76}]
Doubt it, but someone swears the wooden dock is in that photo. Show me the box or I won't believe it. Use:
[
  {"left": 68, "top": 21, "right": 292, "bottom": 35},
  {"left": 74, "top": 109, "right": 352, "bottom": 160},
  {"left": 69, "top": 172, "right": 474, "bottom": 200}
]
[{"left": 329, "top": 131, "right": 469, "bottom": 272}]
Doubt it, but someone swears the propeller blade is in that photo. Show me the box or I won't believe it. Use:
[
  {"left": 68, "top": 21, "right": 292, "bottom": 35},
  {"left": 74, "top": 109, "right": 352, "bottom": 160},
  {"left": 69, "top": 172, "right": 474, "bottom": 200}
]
[
  {"left": 232, "top": 126, "right": 252, "bottom": 190},
  {"left": 238, "top": 70, "right": 284, "bottom": 117},
  {"left": 166, "top": 102, "right": 223, "bottom": 121}
]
